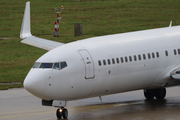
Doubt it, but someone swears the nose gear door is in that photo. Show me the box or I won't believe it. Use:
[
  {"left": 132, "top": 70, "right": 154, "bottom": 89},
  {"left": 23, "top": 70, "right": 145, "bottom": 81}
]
[{"left": 78, "top": 49, "right": 95, "bottom": 79}]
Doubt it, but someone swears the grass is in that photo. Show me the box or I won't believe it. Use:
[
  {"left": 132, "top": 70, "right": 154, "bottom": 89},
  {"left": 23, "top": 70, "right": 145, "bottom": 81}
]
[{"left": 1, "top": 0, "right": 180, "bottom": 90}]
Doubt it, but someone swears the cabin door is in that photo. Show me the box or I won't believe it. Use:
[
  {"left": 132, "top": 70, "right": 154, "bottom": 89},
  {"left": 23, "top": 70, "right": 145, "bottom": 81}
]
[{"left": 78, "top": 49, "right": 95, "bottom": 79}]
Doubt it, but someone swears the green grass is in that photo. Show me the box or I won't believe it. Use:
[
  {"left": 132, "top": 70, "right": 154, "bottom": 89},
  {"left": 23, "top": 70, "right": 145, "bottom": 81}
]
[{"left": 1, "top": 0, "right": 180, "bottom": 89}]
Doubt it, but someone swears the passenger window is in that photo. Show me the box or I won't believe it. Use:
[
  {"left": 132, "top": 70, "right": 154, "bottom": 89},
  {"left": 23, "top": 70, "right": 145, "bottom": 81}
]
[
  {"left": 138, "top": 54, "right": 141, "bottom": 60},
  {"left": 53, "top": 63, "right": 60, "bottom": 70},
  {"left": 103, "top": 60, "right": 106, "bottom": 65},
  {"left": 112, "top": 58, "right": 115, "bottom": 64},
  {"left": 156, "top": 52, "right": 159, "bottom": 58},
  {"left": 98, "top": 60, "right": 101, "bottom": 66},
  {"left": 61, "top": 62, "right": 67, "bottom": 69},
  {"left": 174, "top": 49, "right": 177, "bottom": 55},
  {"left": 125, "top": 57, "right": 128, "bottom": 62},
  {"left": 121, "top": 57, "right": 124, "bottom": 63},
  {"left": 178, "top": 49, "right": 180, "bottom": 54},
  {"left": 108, "top": 59, "right": 111, "bottom": 65},
  {"left": 152, "top": 53, "right": 155, "bottom": 58},
  {"left": 165, "top": 51, "right": 168, "bottom": 56},
  {"left": 33, "top": 62, "right": 41, "bottom": 68},
  {"left": 133, "top": 55, "right": 136, "bottom": 61},
  {"left": 40, "top": 63, "right": 53, "bottom": 68},
  {"left": 143, "top": 54, "right": 146, "bottom": 60},
  {"left": 129, "top": 56, "right": 132, "bottom": 62},
  {"left": 116, "top": 58, "right": 119, "bottom": 64},
  {"left": 148, "top": 53, "right": 151, "bottom": 59}
]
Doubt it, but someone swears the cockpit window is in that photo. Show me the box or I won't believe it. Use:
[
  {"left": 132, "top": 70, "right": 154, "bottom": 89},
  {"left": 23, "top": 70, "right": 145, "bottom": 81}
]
[
  {"left": 61, "top": 62, "right": 67, "bottom": 69},
  {"left": 53, "top": 63, "right": 60, "bottom": 70},
  {"left": 40, "top": 63, "right": 53, "bottom": 68},
  {"left": 33, "top": 62, "right": 41, "bottom": 68},
  {"left": 33, "top": 62, "right": 67, "bottom": 70}
]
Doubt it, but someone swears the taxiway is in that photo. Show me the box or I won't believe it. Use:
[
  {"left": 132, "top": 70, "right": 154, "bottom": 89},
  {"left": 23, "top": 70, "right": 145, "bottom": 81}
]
[{"left": 1, "top": 87, "right": 180, "bottom": 120}]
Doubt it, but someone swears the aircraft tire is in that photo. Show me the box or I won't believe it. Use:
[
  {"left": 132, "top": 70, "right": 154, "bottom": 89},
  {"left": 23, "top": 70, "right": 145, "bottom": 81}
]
[
  {"left": 144, "top": 89, "right": 155, "bottom": 99},
  {"left": 56, "top": 109, "right": 62, "bottom": 119},
  {"left": 154, "top": 88, "right": 166, "bottom": 99},
  {"left": 62, "top": 108, "right": 68, "bottom": 119}
]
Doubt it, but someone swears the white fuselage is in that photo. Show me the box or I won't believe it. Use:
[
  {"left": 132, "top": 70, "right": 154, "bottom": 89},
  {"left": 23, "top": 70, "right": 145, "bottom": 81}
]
[{"left": 24, "top": 26, "right": 180, "bottom": 101}]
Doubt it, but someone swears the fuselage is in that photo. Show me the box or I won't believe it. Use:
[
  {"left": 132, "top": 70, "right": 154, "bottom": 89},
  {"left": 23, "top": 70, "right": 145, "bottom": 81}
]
[{"left": 24, "top": 25, "right": 180, "bottom": 101}]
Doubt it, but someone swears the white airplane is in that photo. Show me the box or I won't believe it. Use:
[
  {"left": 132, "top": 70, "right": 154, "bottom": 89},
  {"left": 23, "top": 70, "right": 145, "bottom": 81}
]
[{"left": 21, "top": 1, "right": 180, "bottom": 119}]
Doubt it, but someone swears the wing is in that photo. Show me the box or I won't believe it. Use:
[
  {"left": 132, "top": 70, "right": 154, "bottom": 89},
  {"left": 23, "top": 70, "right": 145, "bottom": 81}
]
[{"left": 20, "top": 2, "right": 64, "bottom": 51}]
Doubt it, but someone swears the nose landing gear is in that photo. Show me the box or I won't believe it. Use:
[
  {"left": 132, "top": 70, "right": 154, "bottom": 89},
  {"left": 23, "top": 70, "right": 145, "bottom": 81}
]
[{"left": 56, "top": 107, "right": 68, "bottom": 119}]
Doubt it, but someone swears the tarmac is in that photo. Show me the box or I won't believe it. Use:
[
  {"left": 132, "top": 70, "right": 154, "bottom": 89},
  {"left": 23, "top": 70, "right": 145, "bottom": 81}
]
[{"left": 1, "top": 87, "right": 180, "bottom": 120}]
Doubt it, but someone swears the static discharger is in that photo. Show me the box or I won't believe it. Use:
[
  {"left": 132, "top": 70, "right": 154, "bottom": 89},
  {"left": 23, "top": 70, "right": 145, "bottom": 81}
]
[{"left": 53, "top": 6, "right": 64, "bottom": 37}]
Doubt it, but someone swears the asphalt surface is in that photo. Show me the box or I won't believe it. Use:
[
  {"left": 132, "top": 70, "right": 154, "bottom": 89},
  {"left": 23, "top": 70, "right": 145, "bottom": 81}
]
[{"left": 1, "top": 87, "right": 180, "bottom": 120}]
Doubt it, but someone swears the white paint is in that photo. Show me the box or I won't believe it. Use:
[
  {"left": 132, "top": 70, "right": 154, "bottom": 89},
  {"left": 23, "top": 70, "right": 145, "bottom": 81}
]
[
  {"left": 52, "top": 100, "right": 67, "bottom": 107},
  {"left": 78, "top": 49, "right": 95, "bottom": 79},
  {"left": 20, "top": 2, "right": 64, "bottom": 50},
  {"left": 20, "top": 1, "right": 32, "bottom": 39},
  {"left": 21, "top": 2, "right": 180, "bottom": 106}
]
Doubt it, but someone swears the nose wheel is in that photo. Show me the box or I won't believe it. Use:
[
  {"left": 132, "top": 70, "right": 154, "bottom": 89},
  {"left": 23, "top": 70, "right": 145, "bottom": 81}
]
[{"left": 56, "top": 107, "right": 68, "bottom": 119}]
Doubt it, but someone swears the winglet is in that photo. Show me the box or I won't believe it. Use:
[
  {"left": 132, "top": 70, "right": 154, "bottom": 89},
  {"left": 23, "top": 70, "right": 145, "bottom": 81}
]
[
  {"left": 20, "top": 1, "right": 64, "bottom": 50},
  {"left": 20, "top": 1, "right": 32, "bottom": 39},
  {"left": 169, "top": 20, "right": 172, "bottom": 27}
]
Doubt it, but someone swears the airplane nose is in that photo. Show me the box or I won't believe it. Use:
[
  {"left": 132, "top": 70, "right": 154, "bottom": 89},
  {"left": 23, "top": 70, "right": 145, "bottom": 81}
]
[{"left": 24, "top": 69, "right": 45, "bottom": 98}]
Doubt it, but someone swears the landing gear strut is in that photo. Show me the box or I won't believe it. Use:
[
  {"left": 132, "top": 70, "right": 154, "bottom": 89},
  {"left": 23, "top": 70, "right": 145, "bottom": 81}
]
[
  {"left": 56, "top": 107, "right": 68, "bottom": 119},
  {"left": 144, "top": 88, "right": 166, "bottom": 100}
]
